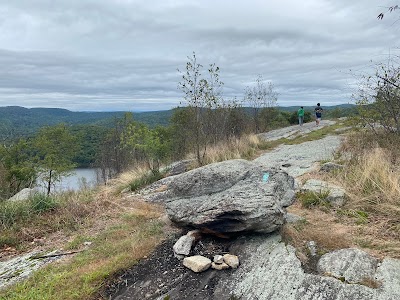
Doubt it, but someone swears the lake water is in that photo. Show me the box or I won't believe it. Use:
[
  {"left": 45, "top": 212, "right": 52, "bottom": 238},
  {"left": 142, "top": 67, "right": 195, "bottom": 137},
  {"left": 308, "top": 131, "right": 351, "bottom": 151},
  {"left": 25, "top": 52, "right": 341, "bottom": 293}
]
[{"left": 37, "top": 168, "right": 100, "bottom": 192}]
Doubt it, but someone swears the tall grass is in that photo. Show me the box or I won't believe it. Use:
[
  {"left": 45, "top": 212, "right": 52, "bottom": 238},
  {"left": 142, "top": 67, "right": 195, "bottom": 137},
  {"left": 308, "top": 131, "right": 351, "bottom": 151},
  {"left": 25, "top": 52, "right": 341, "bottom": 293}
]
[
  {"left": 0, "top": 194, "right": 58, "bottom": 230},
  {"left": 0, "top": 190, "right": 95, "bottom": 248},
  {"left": 101, "top": 164, "right": 161, "bottom": 195},
  {"left": 335, "top": 131, "right": 400, "bottom": 241},
  {"left": 193, "top": 134, "right": 263, "bottom": 166},
  {"left": 337, "top": 147, "right": 400, "bottom": 218}
]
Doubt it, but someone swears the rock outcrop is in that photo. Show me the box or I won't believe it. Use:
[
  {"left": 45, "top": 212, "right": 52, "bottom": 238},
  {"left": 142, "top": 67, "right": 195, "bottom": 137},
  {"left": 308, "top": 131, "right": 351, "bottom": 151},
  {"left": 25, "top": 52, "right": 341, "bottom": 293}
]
[
  {"left": 214, "top": 234, "right": 400, "bottom": 300},
  {"left": 317, "top": 248, "right": 378, "bottom": 284},
  {"left": 164, "top": 159, "right": 295, "bottom": 234}
]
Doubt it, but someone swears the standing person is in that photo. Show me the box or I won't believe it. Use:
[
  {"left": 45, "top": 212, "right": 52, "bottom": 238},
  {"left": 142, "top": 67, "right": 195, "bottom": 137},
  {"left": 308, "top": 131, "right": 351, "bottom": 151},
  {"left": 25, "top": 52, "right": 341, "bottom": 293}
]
[
  {"left": 297, "top": 106, "right": 305, "bottom": 126},
  {"left": 314, "top": 103, "right": 323, "bottom": 126}
]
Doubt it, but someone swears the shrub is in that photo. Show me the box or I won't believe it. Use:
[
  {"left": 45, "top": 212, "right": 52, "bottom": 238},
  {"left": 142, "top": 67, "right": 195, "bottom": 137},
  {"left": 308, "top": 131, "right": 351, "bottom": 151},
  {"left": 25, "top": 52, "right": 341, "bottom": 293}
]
[
  {"left": 0, "top": 200, "right": 31, "bottom": 229},
  {"left": 297, "top": 190, "right": 331, "bottom": 209}
]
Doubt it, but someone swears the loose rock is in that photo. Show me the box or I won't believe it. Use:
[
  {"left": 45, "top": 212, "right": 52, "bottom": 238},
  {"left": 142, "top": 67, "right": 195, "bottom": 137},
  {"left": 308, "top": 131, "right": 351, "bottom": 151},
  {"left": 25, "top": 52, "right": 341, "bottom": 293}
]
[
  {"left": 183, "top": 255, "right": 211, "bottom": 273},
  {"left": 173, "top": 234, "right": 196, "bottom": 259},
  {"left": 223, "top": 254, "right": 239, "bottom": 269},
  {"left": 212, "top": 262, "right": 229, "bottom": 270},
  {"left": 320, "top": 162, "right": 344, "bottom": 173},
  {"left": 285, "top": 213, "right": 305, "bottom": 224},
  {"left": 306, "top": 241, "right": 317, "bottom": 257},
  {"left": 213, "top": 255, "right": 224, "bottom": 264}
]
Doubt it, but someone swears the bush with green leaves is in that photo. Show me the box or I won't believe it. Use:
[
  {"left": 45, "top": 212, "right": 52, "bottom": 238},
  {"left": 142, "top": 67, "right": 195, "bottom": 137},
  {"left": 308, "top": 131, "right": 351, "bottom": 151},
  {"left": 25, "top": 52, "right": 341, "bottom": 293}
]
[
  {"left": 29, "top": 193, "right": 59, "bottom": 213},
  {"left": 128, "top": 171, "right": 164, "bottom": 192},
  {"left": 356, "top": 62, "right": 400, "bottom": 135},
  {"left": 0, "top": 193, "right": 60, "bottom": 229}
]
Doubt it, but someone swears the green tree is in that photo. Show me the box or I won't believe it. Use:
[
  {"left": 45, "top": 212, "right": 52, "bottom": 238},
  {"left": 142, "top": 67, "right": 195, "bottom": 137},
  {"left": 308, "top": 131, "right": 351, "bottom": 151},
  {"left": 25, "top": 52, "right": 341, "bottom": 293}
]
[
  {"left": 177, "top": 52, "right": 224, "bottom": 165},
  {"left": 169, "top": 107, "right": 193, "bottom": 159},
  {"left": 356, "top": 62, "right": 400, "bottom": 135},
  {"left": 96, "top": 113, "right": 135, "bottom": 181},
  {"left": 69, "top": 124, "right": 109, "bottom": 168},
  {"left": 287, "top": 110, "right": 312, "bottom": 124},
  {"left": 0, "top": 139, "right": 36, "bottom": 199},
  {"left": 244, "top": 75, "right": 278, "bottom": 133},
  {"left": 122, "top": 123, "right": 172, "bottom": 174},
  {"left": 34, "top": 124, "right": 79, "bottom": 195}
]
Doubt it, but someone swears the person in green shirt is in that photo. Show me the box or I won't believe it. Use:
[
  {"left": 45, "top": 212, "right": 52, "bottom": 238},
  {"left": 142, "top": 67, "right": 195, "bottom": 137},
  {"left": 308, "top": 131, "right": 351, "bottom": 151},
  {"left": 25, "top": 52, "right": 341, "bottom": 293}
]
[{"left": 297, "top": 106, "right": 305, "bottom": 126}]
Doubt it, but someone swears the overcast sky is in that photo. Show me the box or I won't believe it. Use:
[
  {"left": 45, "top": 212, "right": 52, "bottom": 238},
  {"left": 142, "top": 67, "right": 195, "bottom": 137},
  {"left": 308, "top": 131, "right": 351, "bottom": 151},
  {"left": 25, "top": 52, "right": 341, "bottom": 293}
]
[{"left": 0, "top": 0, "right": 399, "bottom": 111}]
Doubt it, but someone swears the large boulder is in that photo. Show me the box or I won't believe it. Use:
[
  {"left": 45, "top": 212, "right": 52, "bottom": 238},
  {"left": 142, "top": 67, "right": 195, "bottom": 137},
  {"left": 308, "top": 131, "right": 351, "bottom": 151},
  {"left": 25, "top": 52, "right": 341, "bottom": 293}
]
[
  {"left": 7, "top": 188, "right": 37, "bottom": 202},
  {"left": 165, "top": 159, "right": 295, "bottom": 234}
]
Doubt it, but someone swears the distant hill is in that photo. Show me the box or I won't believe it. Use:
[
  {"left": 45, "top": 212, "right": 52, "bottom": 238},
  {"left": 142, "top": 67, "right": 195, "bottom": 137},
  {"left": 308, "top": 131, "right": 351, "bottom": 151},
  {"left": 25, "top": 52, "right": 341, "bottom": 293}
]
[
  {"left": 0, "top": 106, "right": 173, "bottom": 139},
  {"left": 277, "top": 103, "right": 356, "bottom": 113}
]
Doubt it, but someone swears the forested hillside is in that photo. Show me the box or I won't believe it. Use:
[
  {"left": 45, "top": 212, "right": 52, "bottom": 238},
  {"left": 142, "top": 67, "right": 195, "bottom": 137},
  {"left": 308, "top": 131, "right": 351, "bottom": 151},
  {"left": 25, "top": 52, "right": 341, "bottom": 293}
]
[{"left": 0, "top": 106, "right": 173, "bottom": 139}]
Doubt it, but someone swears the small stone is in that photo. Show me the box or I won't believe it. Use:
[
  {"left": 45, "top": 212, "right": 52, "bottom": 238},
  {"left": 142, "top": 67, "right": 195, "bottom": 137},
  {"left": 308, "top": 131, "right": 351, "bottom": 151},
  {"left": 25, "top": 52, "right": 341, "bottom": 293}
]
[
  {"left": 320, "top": 162, "right": 344, "bottom": 173},
  {"left": 120, "top": 187, "right": 130, "bottom": 194},
  {"left": 83, "top": 241, "right": 92, "bottom": 246},
  {"left": 285, "top": 213, "right": 305, "bottom": 224},
  {"left": 223, "top": 254, "right": 239, "bottom": 268},
  {"left": 213, "top": 255, "right": 224, "bottom": 264},
  {"left": 183, "top": 255, "right": 211, "bottom": 272},
  {"left": 173, "top": 234, "right": 196, "bottom": 258},
  {"left": 306, "top": 241, "right": 317, "bottom": 257},
  {"left": 187, "top": 230, "right": 201, "bottom": 240},
  {"left": 212, "top": 262, "right": 229, "bottom": 270}
]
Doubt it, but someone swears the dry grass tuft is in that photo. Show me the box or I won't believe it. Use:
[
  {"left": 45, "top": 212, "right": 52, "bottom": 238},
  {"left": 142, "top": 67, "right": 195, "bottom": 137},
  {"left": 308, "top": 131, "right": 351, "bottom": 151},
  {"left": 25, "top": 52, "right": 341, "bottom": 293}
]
[
  {"left": 283, "top": 204, "right": 353, "bottom": 255},
  {"left": 186, "top": 134, "right": 263, "bottom": 166},
  {"left": 334, "top": 142, "right": 400, "bottom": 249},
  {"left": 359, "top": 277, "right": 382, "bottom": 289},
  {"left": 100, "top": 165, "right": 152, "bottom": 195},
  {"left": 337, "top": 147, "right": 400, "bottom": 214}
]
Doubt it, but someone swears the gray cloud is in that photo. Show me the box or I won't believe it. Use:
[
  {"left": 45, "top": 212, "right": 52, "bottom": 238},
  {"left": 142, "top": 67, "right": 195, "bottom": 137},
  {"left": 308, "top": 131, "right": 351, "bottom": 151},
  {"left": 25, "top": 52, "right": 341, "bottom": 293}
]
[{"left": 0, "top": 0, "right": 399, "bottom": 111}]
